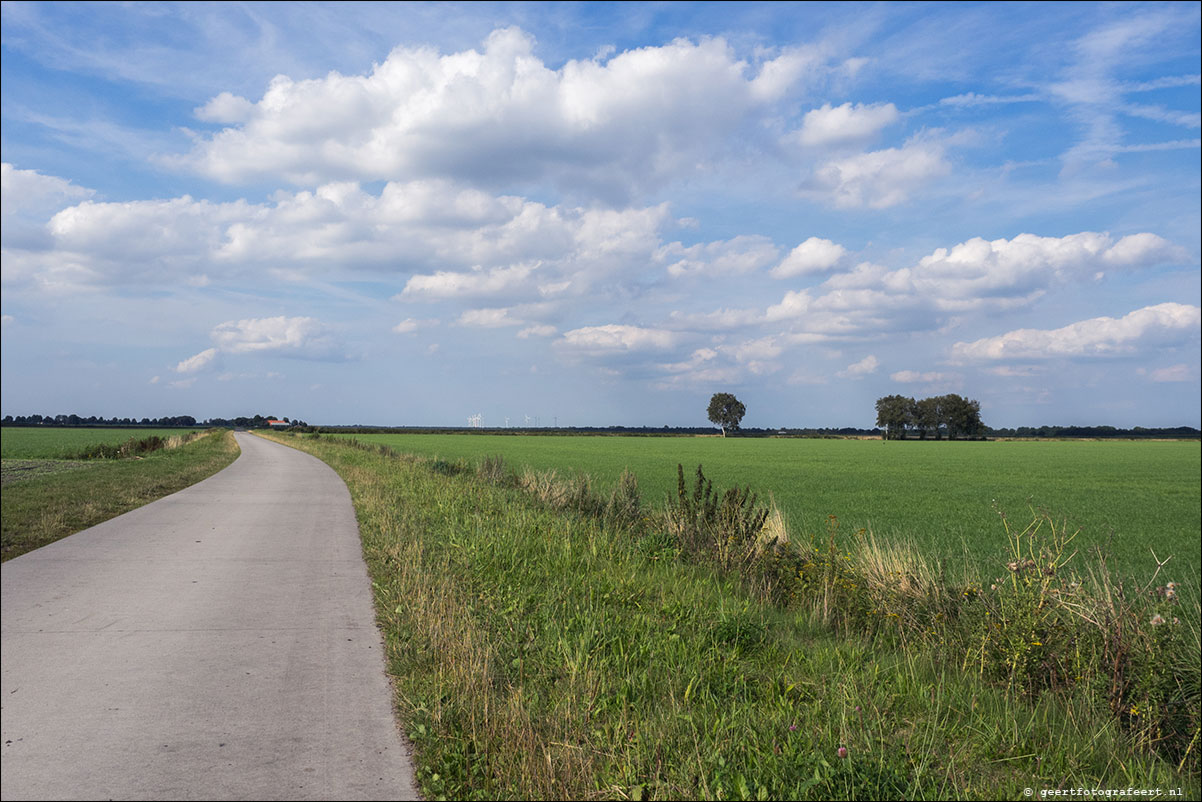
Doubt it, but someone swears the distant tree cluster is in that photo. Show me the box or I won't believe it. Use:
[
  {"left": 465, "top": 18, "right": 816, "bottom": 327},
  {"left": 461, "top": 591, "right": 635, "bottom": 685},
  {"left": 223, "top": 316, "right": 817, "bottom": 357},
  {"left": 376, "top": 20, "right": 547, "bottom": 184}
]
[
  {"left": 1, "top": 413, "right": 308, "bottom": 429},
  {"left": 2, "top": 413, "right": 198, "bottom": 427},
  {"left": 874, "top": 394, "right": 984, "bottom": 440},
  {"left": 986, "top": 424, "right": 1200, "bottom": 439}
]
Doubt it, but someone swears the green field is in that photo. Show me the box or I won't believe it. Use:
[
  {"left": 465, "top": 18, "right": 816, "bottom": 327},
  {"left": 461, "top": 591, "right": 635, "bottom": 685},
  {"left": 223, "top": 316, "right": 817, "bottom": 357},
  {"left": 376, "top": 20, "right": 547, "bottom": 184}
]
[
  {"left": 1, "top": 430, "right": 239, "bottom": 561},
  {"left": 272, "top": 432, "right": 1198, "bottom": 800},
  {"left": 1, "top": 427, "right": 202, "bottom": 459},
  {"left": 341, "top": 434, "right": 1201, "bottom": 580}
]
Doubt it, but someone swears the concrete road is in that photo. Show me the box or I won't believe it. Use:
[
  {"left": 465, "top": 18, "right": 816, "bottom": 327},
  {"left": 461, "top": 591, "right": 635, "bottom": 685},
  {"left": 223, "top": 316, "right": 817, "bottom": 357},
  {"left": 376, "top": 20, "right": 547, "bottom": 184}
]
[{"left": 1, "top": 432, "right": 419, "bottom": 801}]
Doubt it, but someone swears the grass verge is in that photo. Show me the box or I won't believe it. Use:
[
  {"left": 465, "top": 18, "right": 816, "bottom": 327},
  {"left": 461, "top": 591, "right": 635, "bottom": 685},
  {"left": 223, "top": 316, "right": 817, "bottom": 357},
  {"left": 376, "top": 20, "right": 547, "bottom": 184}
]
[
  {"left": 1, "top": 429, "right": 240, "bottom": 561},
  {"left": 263, "top": 432, "right": 1198, "bottom": 800}
]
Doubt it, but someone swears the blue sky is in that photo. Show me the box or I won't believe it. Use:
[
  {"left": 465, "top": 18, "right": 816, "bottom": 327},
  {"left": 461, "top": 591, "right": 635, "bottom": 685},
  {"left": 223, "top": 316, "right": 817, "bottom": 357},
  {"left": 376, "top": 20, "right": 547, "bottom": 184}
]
[{"left": 2, "top": 1, "right": 1199, "bottom": 428}]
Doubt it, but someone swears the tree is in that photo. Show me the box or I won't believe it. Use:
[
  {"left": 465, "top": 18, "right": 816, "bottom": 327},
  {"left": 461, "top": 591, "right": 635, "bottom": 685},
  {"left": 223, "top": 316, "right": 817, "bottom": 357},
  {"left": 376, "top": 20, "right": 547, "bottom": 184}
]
[
  {"left": 914, "top": 396, "right": 940, "bottom": 440},
  {"left": 707, "top": 393, "right": 746, "bottom": 437},
  {"left": 875, "top": 394, "right": 915, "bottom": 440},
  {"left": 940, "top": 394, "right": 983, "bottom": 439}
]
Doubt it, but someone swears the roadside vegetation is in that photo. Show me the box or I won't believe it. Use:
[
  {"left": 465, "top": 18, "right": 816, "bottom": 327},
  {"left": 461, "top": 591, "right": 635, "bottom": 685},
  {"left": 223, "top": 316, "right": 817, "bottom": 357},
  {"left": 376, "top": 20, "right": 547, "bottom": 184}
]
[
  {"left": 334, "top": 432, "right": 1201, "bottom": 581},
  {"left": 266, "top": 431, "right": 1199, "bottom": 800},
  {"left": 1, "top": 429, "right": 239, "bottom": 561}
]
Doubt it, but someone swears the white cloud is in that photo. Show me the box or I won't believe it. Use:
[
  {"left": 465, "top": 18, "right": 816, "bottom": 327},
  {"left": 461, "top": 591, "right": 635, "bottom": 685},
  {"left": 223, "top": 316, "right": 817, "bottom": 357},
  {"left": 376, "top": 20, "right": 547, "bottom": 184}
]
[
  {"left": 1, "top": 163, "right": 94, "bottom": 220},
  {"left": 9, "top": 179, "right": 673, "bottom": 296},
  {"left": 1, "top": 163, "right": 96, "bottom": 252},
  {"left": 400, "top": 263, "right": 538, "bottom": 300},
  {"left": 1147, "top": 363, "right": 1192, "bottom": 382},
  {"left": 557, "top": 324, "right": 677, "bottom": 355},
  {"left": 891, "top": 370, "right": 955, "bottom": 383},
  {"left": 658, "top": 235, "right": 779, "bottom": 278},
  {"left": 392, "top": 318, "right": 438, "bottom": 334},
  {"left": 749, "top": 48, "right": 818, "bottom": 102},
  {"left": 950, "top": 303, "right": 1201, "bottom": 362},
  {"left": 900, "top": 231, "right": 1179, "bottom": 309},
  {"left": 174, "top": 347, "right": 219, "bottom": 374},
  {"left": 175, "top": 27, "right": 831, "bottom": 201},
  {"left": 838, "top": 354, "right": 879, "bottom": 378},
  {"left": 688, "top": 230, "right": 1186, "bottom": 346},
  {"left": 457, "top": 307, "right": 524, "bottom": 328},
  {"left": 517, "top": 324, "right": 557, "bottom": 338},
  {"left": 770, "top": 237, "right": 847, "bottom": 278},
  {"left": 804, "top": 141, "right": 950, "bottom": 208},
  {"left": 211, "top": 316, "right": 346, "bottom": 360},
  {"left": 194, "top": 92, "right": 255, "bottom": 124},
  {"left": 795, "top": 102, "right": 898, "bottom": 147},
  {"left": 939, "top": 92, "right": 1042, "bottom": 107}
]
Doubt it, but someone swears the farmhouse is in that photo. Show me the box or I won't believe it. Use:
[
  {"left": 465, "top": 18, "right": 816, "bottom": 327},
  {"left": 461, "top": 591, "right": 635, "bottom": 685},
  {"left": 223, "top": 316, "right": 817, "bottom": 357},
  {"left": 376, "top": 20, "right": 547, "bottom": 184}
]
[{"left": 266, "top": 419, "right": 290, "bottom": 428}]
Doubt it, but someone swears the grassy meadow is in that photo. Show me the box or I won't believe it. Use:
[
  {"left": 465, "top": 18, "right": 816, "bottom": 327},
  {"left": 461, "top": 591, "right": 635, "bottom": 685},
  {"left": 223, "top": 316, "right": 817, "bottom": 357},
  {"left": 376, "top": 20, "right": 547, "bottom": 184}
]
[
  {"left": 1, "top": 427, "right": 202, "bottom": 459},
  {"left": 266, "top": 431, "right": 1199, "bottom": 800},
  {"left": 1, "top": 429, "right": 239, "bottom": 561},
  {"left": 339, "top": 433, "right": 1201, "bottom": 581}
]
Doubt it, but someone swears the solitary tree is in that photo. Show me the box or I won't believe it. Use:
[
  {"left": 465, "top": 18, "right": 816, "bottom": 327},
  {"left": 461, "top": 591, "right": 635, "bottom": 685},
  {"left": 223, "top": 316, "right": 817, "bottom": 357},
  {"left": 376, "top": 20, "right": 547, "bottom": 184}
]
[{"left": 707, "top": 392, "right": 746, "bottom": 437}]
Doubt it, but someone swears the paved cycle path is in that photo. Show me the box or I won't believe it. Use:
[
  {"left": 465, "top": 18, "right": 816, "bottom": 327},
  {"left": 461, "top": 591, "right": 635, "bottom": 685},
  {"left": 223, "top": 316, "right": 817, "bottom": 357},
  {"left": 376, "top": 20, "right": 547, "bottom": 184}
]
[{"left": 1, "top": 432, "right": 418, "bottom": 800}]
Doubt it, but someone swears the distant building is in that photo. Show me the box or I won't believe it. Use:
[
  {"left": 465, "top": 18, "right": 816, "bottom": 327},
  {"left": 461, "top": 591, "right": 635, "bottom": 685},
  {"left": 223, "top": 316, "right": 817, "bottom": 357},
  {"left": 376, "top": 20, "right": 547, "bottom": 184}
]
[{"left": 266, "top": 419, "right": 290, "bottom": 427}]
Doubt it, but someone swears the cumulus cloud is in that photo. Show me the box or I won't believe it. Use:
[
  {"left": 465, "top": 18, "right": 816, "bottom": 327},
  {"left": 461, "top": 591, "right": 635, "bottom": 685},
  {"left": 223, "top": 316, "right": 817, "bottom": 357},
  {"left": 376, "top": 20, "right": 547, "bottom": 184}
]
[
  {"left": 174, "top": 27, "right": 829, "bottom": 201},
  {"left": 891, "top": 370, "right": 956, "bottom": 383},
  {"left": 838, "top": 354, "right": 879, "bottom": 378},
  {"left": 400, "top": 263, "right": 538, "bottom": 300},
  {"left": 795, "top": 102, "right": 899, "bottom": 147},
  {"left": 517, "top": 324, "right": 557, "bottom": 338},
  {"left": 557, "top": 324, "right": 677, "bottom": 356},
  {"left": 392, "top": 318, "right": 438, "bottom": 334},
  {"left": 211, "top": 316, "right": 346, "bottom": 360},
  {"left": 657, "top": 235, "right": 779, "bottom": 278},
  {"left": 770, "top": 237, "right": 847, "bottom": 278},
  {"left": 194, "top": 92, "right": 255, "bottom": 124},
  {"left": 175, "top": 347, "right": 219, "bottom": 374},
  {"left": 803, "top": 141, "right": 950, "bottom": 208},
  {"left": 5, "top": 178, "right": 672, "bottom": 294},
  {"left": 457, "top": 307, "right": 525, "bottom": 328},
  {"left": 2, "top": 163, "right": 94, "bottom": 219},
  {"left": 950, "top": 303, "right": 1201, "bottom": 362},
  {"left": 720, "top": 230, "right": 1183, "bottom": 343},
  {"left": 1, "top": 163, "right": 95, "bottom": 252}
]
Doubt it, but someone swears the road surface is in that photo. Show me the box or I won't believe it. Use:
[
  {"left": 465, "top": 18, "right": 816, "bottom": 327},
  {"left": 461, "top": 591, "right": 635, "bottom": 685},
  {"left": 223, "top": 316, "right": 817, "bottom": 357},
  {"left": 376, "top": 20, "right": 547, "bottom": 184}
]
[{"left": 1, "top": 432, "right": 419, "bottom": 800}]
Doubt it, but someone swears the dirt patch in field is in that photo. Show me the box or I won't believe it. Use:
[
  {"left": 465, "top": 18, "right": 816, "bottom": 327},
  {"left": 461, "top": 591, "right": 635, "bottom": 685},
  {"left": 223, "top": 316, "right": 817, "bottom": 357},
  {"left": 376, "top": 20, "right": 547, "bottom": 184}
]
[{"left": 1, "top": 459, "right": 98, "bottom": 487}]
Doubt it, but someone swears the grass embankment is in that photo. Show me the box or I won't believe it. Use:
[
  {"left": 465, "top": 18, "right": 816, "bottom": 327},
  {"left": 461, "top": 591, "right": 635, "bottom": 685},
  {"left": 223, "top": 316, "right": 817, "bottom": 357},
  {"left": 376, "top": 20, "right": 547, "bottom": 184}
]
[
  {"left": 1, "top": 429, "right": 239, "bottom": 561},
  {"left": 1, "top": 427, "right": 203, "bottom": 459},
  {"left": 339, "top": 434, "right": 1202, "bottom": 581},
  {"left": 264, "top": 432, "right": 1198, "bottom": 801}
]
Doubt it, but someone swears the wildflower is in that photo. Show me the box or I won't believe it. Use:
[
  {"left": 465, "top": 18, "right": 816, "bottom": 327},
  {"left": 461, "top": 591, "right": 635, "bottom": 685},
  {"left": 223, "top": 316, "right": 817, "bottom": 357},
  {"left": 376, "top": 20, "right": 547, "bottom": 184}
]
[
  {"left": 837, "top": 746, "right": 848, "bottom": 758},
  {"left": 788, "top": 724, "right": 798, "bottom": 732},
  {"left": 1150, "top": 614, "right": 1165, "bottom": 627},
  {"left": 1007, "top": 561, "right": 1019, "bottom": 572}
]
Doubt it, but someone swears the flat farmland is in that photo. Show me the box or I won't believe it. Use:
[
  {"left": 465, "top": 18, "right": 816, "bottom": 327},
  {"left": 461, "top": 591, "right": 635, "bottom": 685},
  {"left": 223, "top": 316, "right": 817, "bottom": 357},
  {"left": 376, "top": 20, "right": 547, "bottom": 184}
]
[
  {"left": 342, "top": 433, "right": 1201, "bottom": 580},
  {"left": 1, "top": 427, "right": 201, "bottom": 459}
]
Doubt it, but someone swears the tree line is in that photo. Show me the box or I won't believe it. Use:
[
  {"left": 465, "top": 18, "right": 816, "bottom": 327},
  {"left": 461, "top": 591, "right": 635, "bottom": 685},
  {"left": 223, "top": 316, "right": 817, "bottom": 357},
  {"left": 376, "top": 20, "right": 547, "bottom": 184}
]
[
  {"left": 874, "top": 393, "right": 984, "bottom": 440},
  {"left": 1, "top": 413, "right": 309, "bottom": 428}
]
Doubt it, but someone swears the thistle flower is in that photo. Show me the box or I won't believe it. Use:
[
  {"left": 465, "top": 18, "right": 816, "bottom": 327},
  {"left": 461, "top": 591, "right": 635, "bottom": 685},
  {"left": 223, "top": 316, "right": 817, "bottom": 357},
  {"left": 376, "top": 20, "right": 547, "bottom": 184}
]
[{"left": 837, "top": 746, "right": 848, "bottom": 758}]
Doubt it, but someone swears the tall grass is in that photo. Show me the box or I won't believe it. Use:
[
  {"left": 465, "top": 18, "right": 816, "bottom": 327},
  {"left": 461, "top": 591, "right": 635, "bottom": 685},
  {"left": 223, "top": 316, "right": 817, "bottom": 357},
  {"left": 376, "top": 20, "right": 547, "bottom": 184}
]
[{"left": 268, "top": 432, "right": 1197, "bottom": 799}]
